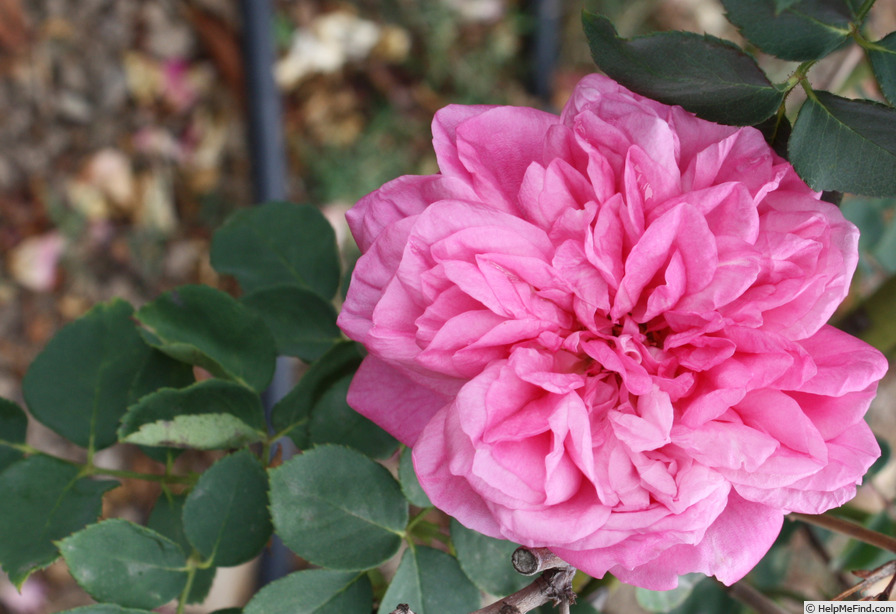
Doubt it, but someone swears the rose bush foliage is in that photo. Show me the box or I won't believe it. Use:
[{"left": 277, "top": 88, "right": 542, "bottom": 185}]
[{"left": 337, "top": 74, "right": 888, "bottom": 589}]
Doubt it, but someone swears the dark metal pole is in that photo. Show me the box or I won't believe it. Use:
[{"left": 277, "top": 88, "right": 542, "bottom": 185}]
[
  {"left": 533, "top": 0, "right": 562, "bottom": 107},
  {"left": 239, "top": 0, "right": 294, "bottom": 586}
]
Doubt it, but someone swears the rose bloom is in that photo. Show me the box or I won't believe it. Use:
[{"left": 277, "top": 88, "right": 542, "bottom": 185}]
[{"left": 337, "top": 74, "right": 888, "bottom": 589}]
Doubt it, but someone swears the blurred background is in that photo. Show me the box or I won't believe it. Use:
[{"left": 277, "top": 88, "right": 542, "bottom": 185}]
[{"left": 1, "top": 0, "right": 895, "bottom": 612}]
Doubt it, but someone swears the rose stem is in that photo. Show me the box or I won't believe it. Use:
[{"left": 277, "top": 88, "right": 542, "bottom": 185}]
[{"left": 791, "top": 512, "right": 896, "bottom": 553}]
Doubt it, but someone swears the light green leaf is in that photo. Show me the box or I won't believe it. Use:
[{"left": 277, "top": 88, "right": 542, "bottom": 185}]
[
  {"left": 789, "top": 90, "right": 896, "bottom": 196},
  {"left": 243, "top": 569, "right": 371, "bottom": 614},
  {"left": 58, "top": 519, "right": 187, "bottom": 610},
  {"left": 0, "top": 455, "right": 116, "bottom": 587},
  {"left": 0, "top": 398, "right": 27, "bottom": 472},
  {"left": 377, "top": 546, "right": 480, "bottom": 614},
  {"left": 183, "top": 450, "right": 272, "bottom": 567},
  {"left": 721, "top": 0, "right": 852, "bottom": 61},
  {"left": 241, "top": 285, "right": 342, "bottom": 362},
  {"left": 23, "top": 299, "right": 150, "bottom": 450},
  {"left": 210, "top": 201, "right": 341, "bottom": 299},
  {"left": 451, "top": 520, "right": 528, "bottom": 597},
  {"left": 269, "top": 445, "right": 407, "bottom": 570},
  {"left": 136, "top": 285, "right": 276, "bottom": 392},
  {"left": 119, "top": 380, "right": 267, "bottom": 450},
  {"left": 582, "top": 11, "right": 784, "bottom": 125}
]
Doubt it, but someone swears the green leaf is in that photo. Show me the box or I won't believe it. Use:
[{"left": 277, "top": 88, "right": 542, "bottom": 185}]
[
  {"left": 269, "top": 445, "right": 407, "bottom": 570},
  {"left": 23, "top": 299, "right": 150, "bottom": 450},
  {"left": 868, "top": 437, "right": 892, "bottom": 477},
  {"left": 59, "top": 607, "right": 153, "bottom": 614},
  {"left": 127, "top": 349, "right": 196, "bottom": 405},
  {"left": 789, "top": 90, "right": 896, "bottom": 196},
  {"left": 273, "top": 342, "right": 396, "bottom": 458},
  {"left": 58, "top": 519, "right": 187, "bottom": 610},
  {"left": 774, "top": 0, "right": 802, "bottom": 11},
  {"left": 582, "top": 11, "right": 784, "bottom": 126},
  {"left": 272, "top": 341, "right": 361, "bottom": 438},
  {"left": 243, "top": 569, "right": 372, "bottom": 614},
  {"left": 0, "top": 398, "right": 27, "bottom": 472},
  {"left": 209, "top": 610, "right": 243, "bottom": 614},
  {"left": 136, "top": 285, "right": 276, "bottom": 392},
  {"left": 451, "top": 520, "right": 528, "bottom": 596},
  {"left": 0, "top": 454, "right": 116, "bottom": 587},
  {"left": 241, "top": 285, "right": 342, "bottom": 361},
  {"left": 183, "top": 450, "right": 272, "bottom": 567},
  {"left": 127, "top": 349, "right": 196, "bottom": 463},
  {"left": 868, "top": 32, "right": 896, "bottom": 106},
  {"left": 307, "top": 370, "right": 398, "bottom": 459},
  {"left": 636, "top": 573, "right": 703, "bottom": 612},
  {"left": 377, "top": 546, "right": 480, "bottom": 614},
  {"left": 667, "top": 576, "right": 745, "bottom": 614},
  {"left": 119, "top": 380, "right": 267, "bottom": 450},
  {"left": 399, "top": 447, "right": 432, "bottom": 508},
  {"left": 210, "top": 201, "right": 341, "bottom": 299},
  {"left": 147, "top": 494, "right": 216, "bottom": 603},
  {"left": 721, "top": 0, "right": 852, "bottom": 61}
]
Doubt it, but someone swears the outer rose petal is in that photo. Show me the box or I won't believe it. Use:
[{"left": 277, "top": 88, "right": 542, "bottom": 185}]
[
  {"left": 597, "top": 493, "right": 784, "bottom": 590},
  {"left": 346, "top": 355, "right": 449, "bottom": 446},
  {"left": 338, "top": 72, "right": 887, "bottom": 590}
]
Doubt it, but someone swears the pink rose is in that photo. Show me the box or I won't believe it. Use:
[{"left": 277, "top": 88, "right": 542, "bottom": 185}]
[{"left": 337, "top": 74, "right": 888, "bottom": 590}]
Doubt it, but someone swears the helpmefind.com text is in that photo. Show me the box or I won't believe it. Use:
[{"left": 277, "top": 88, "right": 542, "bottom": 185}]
[{"left": 805, "top": 604, "right": 896, "bottom": 613}]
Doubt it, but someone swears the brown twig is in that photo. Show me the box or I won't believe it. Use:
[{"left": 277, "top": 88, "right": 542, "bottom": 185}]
[
  {"left": 725, "top": 580, "right": 790, "bottom": 614},
  {"left": 834, "top": 560, "right": 896, "bottom": 601},
  {"left": 790, "top": 513, "right": 896, "bottom": 553}
]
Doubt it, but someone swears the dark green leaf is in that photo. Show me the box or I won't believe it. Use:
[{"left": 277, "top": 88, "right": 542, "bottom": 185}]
[
  {"left": 377, "top": 547, "right": 480, "bottom": 614},
  {"left": 273, "top": 342, "right": 395, "bottom": 459},
  {"left": 721, "top": 0, "right": 852, "bottom": 61},
  {"left": 183, "top": 450, "right": 272, "bottom": 567},
  {"left": 869, "top": 437, "right": 892, "bottom": 477},
  {"left": 209, "top": 610, "right": 243, "bottom": 614},
  {"left": 789, "top": 90, "right": 896, "bottom": 196},
  {"left": 136, "top": 285, "right": 276, "bottom": 392},
  {"left": 269, "top": 445, "right": 407, "bottom": 570},
  {"left": 241, "top": 284, "right": 342, "bottom": 361},
  {"left": 127, "top": 349, "right": 195, "bottom": 405},
  {"left": 667, "top": 576, "right": 745, "bottom": 614},
  {"left": 451, "top": 519, "right": 527, "bottom": 596},
  {"left": 147, "top": 494, "right": 216, "bottom": 603},
  {"left": 243, "top": 570, "right": 372, "bottom": 614},
  {"left": 636, "top": 573, "right": 703, "bottom": 612},
  {"left": 774, "top": 0, "right": 802, "bottom": 11},
  {"left": 0, "top": 398, "right": 27, "bottom": 472},
  {"left": 210, "top": 201, "right": 341, "bottom": 299},
  {"left": 58, "top": 519, "right": 187, "bottom": 610},
  {"left": 582, "top": 11, "right": 784, "bottom": 125},
  {"left": 127, "top": 349, "right": 196, "bottom": 463},
  {"left": 399, "top": 447, "right": 432, "bottom": 508},
  {"left": 59, "top": 607, "right": 153, "bottom": 614},
  {"left": 119, "top": 380, "right": 267, "bottom": 450},
  {"left": 23, "top": 299, "right": 150, "bottom": 450},
  {"left": 868, "top": 32, "right": 896, "bottom": 106},
  {"left": 0, "top": 455, "right": 116, "bottom": 587},
  {"left": 307, "top": 370, "right": 398, "bottom": 459}
]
